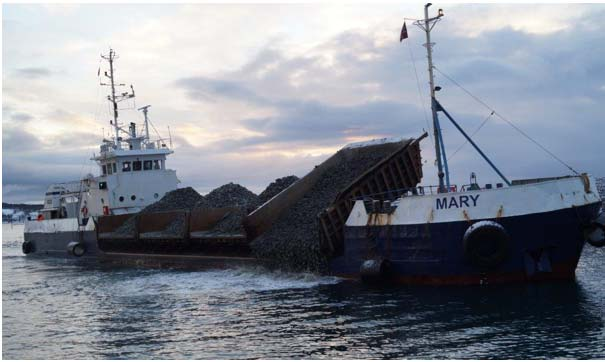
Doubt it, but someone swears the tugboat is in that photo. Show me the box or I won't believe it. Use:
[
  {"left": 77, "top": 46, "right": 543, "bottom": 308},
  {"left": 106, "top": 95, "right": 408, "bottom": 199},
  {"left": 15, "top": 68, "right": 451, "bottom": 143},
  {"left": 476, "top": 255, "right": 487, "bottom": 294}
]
[
  {"left": 330, "top": 4, "right": 605, "bottom": 284},
  {"left": 22, "top": 49, "right": 179, "bottom": 258}
]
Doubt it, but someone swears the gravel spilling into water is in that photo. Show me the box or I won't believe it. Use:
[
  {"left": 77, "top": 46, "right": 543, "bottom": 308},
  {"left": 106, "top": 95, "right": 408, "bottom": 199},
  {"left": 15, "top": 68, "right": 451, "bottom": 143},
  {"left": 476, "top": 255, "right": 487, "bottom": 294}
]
[
  {"left": 251, "top": 142, "right": 404, "bottom": 273},
  {"left": 258, "top": 176, "right": 299, "bottom": 205}
]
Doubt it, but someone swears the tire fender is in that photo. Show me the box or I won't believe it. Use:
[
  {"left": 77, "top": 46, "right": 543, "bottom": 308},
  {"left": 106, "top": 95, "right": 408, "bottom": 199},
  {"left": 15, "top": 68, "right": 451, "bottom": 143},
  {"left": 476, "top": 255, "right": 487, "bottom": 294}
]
[
  {"left": 67, "top": 241, "right": 86, "bottom": 257},
  {"left": 463, "top": 221, "right": 510, "bottom": 268},
  {"left": 22, "top": 241, "right": 34, "bottom": 254}
]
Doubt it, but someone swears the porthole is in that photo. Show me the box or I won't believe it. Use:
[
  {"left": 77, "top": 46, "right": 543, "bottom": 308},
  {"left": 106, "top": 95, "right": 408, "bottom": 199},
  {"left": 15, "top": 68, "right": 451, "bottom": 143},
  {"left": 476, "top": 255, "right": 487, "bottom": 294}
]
[
  {"left": 154, "top": 193, "right": 159, "bottom": 199},
  {"left": 131, "top": 195, "right": 136, "bottom": 201},
  {"left": 119, "top": 196, "right": 124, "bottom": 202}
]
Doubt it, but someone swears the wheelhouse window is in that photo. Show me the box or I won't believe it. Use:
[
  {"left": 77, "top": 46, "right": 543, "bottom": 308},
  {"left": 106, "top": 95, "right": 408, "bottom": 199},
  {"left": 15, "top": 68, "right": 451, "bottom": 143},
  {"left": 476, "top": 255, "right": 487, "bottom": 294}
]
[
  {"left": 133, "top": 161, "right": 142, "bottom": 171},
  {"left": 122, "top": 161, "right": 131, "bottom": 172},
  {"left": 107, "top": 163, "right": 113, "bottom": 175},
  {"left": 144, "top": 160, "right": 152, "bottom": 170},
  {"left": 153, "top": 160, "right": 161, "bottom": 170},
  {"left": 102, "top": 165, "right": 107, "bottom": 175},
  {"left": 112, "top": 163, "right": 117, "bottom": 173}
]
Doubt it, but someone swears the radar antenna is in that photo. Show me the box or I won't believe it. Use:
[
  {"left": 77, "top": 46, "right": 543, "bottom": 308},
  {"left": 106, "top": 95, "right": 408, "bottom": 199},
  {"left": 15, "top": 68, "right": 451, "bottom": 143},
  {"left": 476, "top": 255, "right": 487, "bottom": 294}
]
[{"left": 137, "top": 105, "right": 152, "bottom": 142}]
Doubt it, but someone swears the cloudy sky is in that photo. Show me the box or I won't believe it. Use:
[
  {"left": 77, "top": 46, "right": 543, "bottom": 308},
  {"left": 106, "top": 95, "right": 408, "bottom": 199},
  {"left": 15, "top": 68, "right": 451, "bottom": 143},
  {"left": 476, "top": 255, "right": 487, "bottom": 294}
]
[{"left": 3, "top": 3, "right": 605, "bottom": 203}]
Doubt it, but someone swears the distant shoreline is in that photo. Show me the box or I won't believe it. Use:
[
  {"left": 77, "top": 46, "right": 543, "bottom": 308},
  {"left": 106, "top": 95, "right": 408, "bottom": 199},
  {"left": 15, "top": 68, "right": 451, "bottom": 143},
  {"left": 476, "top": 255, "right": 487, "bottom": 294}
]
[{"left": 2, "top": 203, "right": 43, "bottom": 212}]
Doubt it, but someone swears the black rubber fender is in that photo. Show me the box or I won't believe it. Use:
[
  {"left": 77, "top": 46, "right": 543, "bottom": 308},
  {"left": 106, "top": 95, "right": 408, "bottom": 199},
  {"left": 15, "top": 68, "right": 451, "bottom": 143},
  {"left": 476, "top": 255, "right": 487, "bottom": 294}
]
[
  {"left": 66, "top": 241, "right": 86, "bottom": 257},
  {"left": 586, "top": 212, "right": 605, "bottom": 248},
  {"left": 463, "top": 221, "right": 510, "bottom": 268},
  {"left": 360, "top": 258, "right": 392, "bottom": 283},
  {"left": 22, "top": 241, "right": 34, "bottom": 254},
  {"left": 586, "top": 224, "right": 605, "bottom": 248}
]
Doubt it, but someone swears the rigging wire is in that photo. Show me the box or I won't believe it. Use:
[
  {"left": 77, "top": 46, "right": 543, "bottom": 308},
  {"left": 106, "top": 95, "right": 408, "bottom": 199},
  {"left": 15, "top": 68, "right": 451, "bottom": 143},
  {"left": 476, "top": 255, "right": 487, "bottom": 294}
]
[
  {"left": 146, "top": 115, "right": 164, "bottom": 143},
  {"left": 448, "top": 111, "right": 494, "bottom": 161},
  {"left": 406, "top": 40, "right": 434, "bottom": 150},
  {"left": 433, "top": 66, "right": 580, "bottom": 175}
]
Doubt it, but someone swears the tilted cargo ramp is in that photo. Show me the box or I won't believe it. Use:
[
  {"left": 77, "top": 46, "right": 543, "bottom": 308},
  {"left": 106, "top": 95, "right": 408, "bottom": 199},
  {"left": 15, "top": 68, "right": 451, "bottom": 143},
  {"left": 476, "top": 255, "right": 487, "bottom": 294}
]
[
  {"left": 245, "top": 133, "right": 426, "bottom": 268},
  {"left": 318, "top": 133, "right": 426, "bottom": 257}
]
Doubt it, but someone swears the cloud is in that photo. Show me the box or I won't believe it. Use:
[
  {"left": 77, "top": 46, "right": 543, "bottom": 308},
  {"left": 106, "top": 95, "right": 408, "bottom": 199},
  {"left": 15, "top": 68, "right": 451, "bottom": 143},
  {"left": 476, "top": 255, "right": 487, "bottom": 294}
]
[
  {"left": 15, "top": 67, "right": 52, "bottom": 78},
  {"left": 10, "top": 112, "right": 34, "bottom": 122},
  {"left": 3, "top": 4, "right": 605, "bottom": 203},
  {"left": 176, "top": 77, "right": 268, "bottom": 105}
]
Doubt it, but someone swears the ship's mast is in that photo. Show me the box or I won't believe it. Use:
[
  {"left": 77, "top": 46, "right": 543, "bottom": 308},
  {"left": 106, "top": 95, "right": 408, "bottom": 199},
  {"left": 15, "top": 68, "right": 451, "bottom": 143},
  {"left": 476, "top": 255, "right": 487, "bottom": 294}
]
[
  {"left": 100, "top": 48, "right": 135, "bottom": 150},
  {"left": 414, "top": 3, "right": 448, "bottom": 192}
]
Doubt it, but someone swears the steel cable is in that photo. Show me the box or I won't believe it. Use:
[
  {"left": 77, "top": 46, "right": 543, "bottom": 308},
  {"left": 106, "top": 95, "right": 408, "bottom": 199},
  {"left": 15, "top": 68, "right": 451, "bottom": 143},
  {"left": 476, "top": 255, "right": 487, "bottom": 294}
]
[{"left": 433, "top": 66, "right": 579, "bottom": 175}]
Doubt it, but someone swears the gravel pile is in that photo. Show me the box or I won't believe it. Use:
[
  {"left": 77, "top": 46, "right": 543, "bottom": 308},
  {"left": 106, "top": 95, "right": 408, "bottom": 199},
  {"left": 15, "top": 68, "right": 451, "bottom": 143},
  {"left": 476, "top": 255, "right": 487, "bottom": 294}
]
[
  {"left": 193, "top": 183, "right": 259, "bottom": 235},
  {"left": 195, "top": 182, "right": 259, "bottom": 212},
  {"left": 142, "top": 187, "right": 204, "bottom": 213},
  {"left": 251, "top": 142, "right": 404, "bottom": 273},
  {"left": 258, "top": 176, "right": 299, "bottom": 205}
]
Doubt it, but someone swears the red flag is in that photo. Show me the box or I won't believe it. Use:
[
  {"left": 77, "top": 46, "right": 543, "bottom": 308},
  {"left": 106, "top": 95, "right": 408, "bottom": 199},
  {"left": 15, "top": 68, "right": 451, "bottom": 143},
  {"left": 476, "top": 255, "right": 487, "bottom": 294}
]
[{"left": 400, "top": 21, "right": 408, "bottom": 42}]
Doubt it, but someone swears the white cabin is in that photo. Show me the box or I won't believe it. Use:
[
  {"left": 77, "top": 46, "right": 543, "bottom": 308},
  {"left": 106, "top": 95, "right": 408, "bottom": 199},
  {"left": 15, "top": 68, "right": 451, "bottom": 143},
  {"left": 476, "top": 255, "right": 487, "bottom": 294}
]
[{"left": 34, "top": 49, "right": 179, "bottom": 224}]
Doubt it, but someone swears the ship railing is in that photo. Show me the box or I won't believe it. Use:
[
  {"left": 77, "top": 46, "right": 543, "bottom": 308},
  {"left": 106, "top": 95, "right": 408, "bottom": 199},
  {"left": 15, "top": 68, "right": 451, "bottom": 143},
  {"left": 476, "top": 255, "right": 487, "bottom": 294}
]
[
  {"left": 352, "top": 184, "right": 460, "bottom": 202},
  {"left": 352, "top": 182, "right": 508, "bottom": 203}
]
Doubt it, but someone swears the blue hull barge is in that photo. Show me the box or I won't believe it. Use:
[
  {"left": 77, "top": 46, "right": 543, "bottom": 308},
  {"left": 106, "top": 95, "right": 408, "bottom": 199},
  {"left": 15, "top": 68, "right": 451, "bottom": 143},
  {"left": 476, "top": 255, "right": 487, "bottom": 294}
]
[
  {"left": 330, "top": 176, "right": 602, "bottom": 285},
  {"left": 323, "top": 3, "right": 605, "bottom": 284}
]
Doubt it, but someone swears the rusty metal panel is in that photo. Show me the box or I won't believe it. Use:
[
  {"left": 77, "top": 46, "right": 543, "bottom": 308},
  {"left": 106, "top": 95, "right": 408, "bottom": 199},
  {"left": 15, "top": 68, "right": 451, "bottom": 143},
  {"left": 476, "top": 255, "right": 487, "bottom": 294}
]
[
  {"left": 189, "top": 207, "right": 236, "bottom": 233},
  {"left": 97, "top": 214, "right": 134, "bottom": 234},
  {"left": 138, "top": 210, "right": 187, "bottom": 234}
]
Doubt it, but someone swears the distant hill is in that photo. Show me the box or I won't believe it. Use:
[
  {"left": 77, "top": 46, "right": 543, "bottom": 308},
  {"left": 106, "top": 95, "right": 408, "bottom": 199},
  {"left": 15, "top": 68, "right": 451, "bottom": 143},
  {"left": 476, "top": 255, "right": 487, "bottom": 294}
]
[{"left": 2, "top": 203, "right": 43, "bottom": 212}]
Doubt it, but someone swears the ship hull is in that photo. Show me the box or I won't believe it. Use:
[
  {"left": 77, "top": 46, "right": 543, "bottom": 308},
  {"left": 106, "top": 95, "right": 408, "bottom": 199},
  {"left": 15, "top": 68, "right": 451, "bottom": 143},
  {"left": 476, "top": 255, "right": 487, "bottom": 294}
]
[
  {"left": 23, "top": 217, "right": 100, "bottom": 258},
  {"left": 330, "top": 202, "right": 600, "bottom": 285},
  {"left": 330, "top": 176, "right": 603, "bottom": 285},
  {"left": 24, "top": 230, "right": 99, "bottom": 259}
]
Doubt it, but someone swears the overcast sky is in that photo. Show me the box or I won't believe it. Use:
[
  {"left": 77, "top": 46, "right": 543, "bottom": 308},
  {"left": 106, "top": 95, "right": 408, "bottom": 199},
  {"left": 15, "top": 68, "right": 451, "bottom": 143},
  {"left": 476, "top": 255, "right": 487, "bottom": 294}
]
[{"left": 3, "top": 3, "right": 605, "bottom": 203}]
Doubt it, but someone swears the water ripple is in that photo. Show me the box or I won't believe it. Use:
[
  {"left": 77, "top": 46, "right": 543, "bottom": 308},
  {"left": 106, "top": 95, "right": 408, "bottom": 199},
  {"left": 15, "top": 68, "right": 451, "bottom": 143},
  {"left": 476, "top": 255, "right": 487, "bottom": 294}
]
[{"left": 3, "top": 224, "right": 605, "bottom": 359}]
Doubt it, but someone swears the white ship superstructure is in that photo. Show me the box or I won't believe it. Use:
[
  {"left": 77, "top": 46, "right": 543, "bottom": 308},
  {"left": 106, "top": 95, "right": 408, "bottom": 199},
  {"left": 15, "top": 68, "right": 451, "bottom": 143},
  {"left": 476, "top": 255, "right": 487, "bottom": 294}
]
[{"left": 24, "top": 49, "right": 179, "bottom": 257}]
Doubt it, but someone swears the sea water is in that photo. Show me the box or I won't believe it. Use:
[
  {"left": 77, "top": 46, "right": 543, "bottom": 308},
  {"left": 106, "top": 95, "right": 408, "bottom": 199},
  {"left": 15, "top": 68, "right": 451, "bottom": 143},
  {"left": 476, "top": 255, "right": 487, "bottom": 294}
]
[{"left": 2, "top": 223, "right": 604, "bottom": 359}]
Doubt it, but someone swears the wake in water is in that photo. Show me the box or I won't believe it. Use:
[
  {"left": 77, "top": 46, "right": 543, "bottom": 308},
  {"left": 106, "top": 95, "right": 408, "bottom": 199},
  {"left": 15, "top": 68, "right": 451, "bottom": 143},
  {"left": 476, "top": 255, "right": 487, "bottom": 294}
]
[{"left": 109, "top": 266, "right": 342, "bottom": 297}]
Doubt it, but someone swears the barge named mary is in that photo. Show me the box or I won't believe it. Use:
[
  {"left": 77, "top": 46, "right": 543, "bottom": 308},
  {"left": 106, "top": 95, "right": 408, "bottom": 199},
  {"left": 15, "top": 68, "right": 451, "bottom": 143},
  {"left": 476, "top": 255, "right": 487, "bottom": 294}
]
[{"left": 328, "top": 4, "right": 604, "bottom": 284}]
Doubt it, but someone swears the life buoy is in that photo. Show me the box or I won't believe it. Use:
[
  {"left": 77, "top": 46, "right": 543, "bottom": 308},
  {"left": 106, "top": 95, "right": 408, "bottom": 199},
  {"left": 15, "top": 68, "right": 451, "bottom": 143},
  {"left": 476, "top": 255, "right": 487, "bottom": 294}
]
[
  {"left": 37, "top": 214, "right": 44, "bottom": 221},
  {"left": 103, "top": 206, "right": 109, "bottom": 216},
  {"left": 81, "top": 206, "right": 88, "bottom": 217},
  {"left": 67, "top": 241, "right": 86, "bottom": 257},
  {"left": 463, "top": 221, "right": 510, "bottom": 268},
  {"left": 22, "top": 241, "right": 34, "bottom": 254}
]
